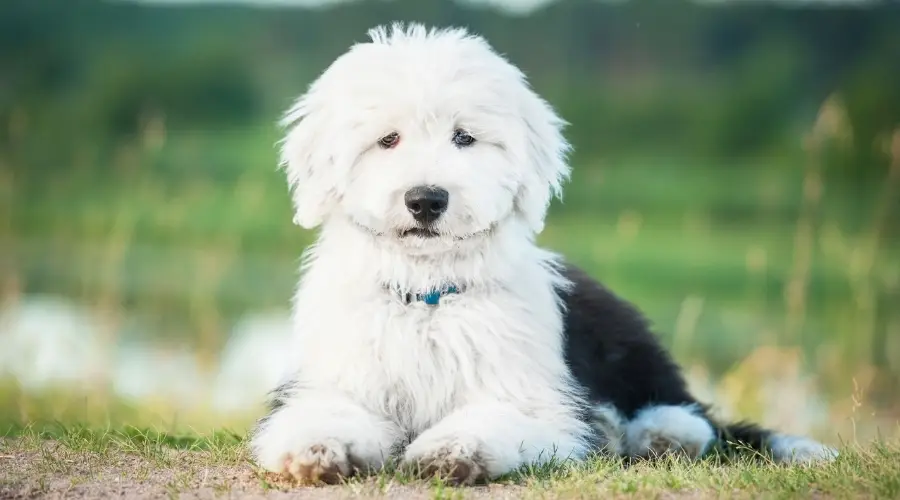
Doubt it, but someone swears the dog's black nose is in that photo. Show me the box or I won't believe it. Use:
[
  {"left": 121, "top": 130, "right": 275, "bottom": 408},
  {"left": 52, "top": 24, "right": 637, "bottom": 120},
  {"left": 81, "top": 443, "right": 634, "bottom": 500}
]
[{"left": 404, "top": 186, "right": 449, "bottom": 224}]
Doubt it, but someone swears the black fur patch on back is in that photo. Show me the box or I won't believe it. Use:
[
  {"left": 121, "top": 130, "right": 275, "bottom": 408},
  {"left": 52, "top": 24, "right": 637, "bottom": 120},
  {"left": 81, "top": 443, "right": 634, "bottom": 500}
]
[
  {"left": 558, "top": 265, "right": 698, "bottom": 418},
  {"left": 557, "top": 264, "right": 772, "bottom": 455}
]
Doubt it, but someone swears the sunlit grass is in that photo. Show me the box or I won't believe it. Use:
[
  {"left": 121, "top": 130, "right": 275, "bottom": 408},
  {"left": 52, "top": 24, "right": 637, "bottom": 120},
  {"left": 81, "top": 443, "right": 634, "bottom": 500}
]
[{"left": 2, "top": 424, "right": 899, "bottom": 498}]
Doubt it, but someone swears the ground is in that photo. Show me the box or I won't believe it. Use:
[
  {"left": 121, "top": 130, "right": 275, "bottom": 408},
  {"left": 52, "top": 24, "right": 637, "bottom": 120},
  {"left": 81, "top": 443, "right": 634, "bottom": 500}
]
[{"left": 1, "top": 426, "right": 899, "bottom": 499}]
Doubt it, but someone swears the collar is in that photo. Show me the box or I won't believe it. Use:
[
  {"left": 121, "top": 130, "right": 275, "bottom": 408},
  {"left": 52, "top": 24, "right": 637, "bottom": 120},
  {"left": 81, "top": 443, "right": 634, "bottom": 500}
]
[{"left": 395, "top": 284, "right": 462, "bottom": 306}]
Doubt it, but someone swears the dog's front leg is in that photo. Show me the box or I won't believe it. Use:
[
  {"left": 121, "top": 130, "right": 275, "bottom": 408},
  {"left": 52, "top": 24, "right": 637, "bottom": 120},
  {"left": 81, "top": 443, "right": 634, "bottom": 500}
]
[
  {"left": 403, "top": 401, "right": 587, "bottom": 485},
  {"left": 250, "top": 390, "right": 401, "bottom": 484}
]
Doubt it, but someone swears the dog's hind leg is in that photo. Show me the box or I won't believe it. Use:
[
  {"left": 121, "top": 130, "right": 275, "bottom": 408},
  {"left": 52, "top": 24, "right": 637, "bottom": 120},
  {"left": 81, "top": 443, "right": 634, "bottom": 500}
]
[
  {"left": 622, "top": 404, "right": 716, "bottom": 460},
  {"left": 589, "top": 403, "right": 715, "bottom": 460},
  {"left": 561, "top": 265, "right": 837, "bottom": 464}
]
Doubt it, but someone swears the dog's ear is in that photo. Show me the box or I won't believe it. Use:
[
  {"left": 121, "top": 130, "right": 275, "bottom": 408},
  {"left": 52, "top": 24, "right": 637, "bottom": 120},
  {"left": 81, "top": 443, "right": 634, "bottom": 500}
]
[
  {"left": 516, "top": 91, "right": 572, "bottom": 234},
  {"left": 279, "top": 92, "right": 340, "bottom": 229}
]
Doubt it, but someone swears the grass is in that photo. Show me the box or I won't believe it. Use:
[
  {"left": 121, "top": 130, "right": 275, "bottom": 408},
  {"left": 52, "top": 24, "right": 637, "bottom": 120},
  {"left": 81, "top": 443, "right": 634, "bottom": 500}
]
[{"left": 2, "top": 424, "right": 900, "bottom": 499}]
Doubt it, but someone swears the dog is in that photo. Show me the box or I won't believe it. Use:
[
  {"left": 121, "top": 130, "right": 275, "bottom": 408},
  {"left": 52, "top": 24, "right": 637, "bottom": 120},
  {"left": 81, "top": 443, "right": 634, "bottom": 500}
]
[{"left": 249, "top": 23, "right": 838, "bottom": 485}]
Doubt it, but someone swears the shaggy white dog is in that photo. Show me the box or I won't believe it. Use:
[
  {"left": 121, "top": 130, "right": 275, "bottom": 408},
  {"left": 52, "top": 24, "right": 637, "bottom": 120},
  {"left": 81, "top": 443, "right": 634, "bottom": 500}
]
[{"left": 249, "top": 23, "right": 837, "bottom": 485}]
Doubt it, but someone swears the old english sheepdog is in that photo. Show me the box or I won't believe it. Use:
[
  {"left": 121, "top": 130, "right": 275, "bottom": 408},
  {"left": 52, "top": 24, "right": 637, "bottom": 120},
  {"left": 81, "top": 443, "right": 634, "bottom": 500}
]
[{"left": 249, "top": 23, "right": 838, "bottom": 485}]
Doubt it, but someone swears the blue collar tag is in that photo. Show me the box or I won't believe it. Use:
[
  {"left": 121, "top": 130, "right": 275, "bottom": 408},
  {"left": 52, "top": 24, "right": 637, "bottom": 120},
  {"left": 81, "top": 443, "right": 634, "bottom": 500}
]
[{"left": 416, "top": 285, "right": 459, "bottom": 305}]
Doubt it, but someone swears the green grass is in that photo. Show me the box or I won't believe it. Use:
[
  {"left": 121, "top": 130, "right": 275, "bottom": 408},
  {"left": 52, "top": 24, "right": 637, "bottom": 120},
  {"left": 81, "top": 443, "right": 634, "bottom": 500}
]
[{"left": 2, "top": 424, "right": 899, "bottom": 499}]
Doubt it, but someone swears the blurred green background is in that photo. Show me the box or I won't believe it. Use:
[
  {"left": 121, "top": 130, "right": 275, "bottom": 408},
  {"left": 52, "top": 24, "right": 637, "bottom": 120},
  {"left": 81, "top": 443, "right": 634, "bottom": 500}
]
[{"left": 1, "top": 0, "right": 898, "bottom": 444}]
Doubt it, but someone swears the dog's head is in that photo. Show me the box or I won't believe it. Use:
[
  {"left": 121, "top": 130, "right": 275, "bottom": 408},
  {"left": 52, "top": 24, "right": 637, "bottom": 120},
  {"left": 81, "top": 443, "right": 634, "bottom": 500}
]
[{"left": 280, "top": 23, "right": 570, "bottom": 254}]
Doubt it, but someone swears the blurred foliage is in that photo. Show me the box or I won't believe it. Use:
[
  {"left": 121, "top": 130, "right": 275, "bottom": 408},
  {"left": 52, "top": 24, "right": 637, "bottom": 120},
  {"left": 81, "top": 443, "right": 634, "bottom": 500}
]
[
  {"left": 0, "top": 0, "right": 898, "bottom": 420},
  {"left": 2, "top": 0, "right": 899, "bottom": 163}
]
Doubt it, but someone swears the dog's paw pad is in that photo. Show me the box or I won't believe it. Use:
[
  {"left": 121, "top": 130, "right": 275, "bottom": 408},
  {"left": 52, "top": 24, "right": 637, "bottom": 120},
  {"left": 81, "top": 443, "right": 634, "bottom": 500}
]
[
  {"left": 409, "top": 443, "right": 486, "bottom": 486},
  {"left": 282, "top": 440, "right": 351, "bottom": 485},
  {"left": 647, "top": 436, "right": 679, "bottom": 457},
  {"left": 421, "top": 456, "right": 483, "bottom": 485}
]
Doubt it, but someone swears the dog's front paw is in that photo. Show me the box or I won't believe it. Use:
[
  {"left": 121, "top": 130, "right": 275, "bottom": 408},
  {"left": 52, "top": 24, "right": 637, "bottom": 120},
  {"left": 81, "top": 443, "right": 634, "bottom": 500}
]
[
  {"left": 404, "top": 437, "right": 487, "bottom": 486},
  {"left": 253, "top": 431, "right": 353, "bottom": 485},
  {"left": 279, "top": 439, "right": 352, "bottom": 485}
]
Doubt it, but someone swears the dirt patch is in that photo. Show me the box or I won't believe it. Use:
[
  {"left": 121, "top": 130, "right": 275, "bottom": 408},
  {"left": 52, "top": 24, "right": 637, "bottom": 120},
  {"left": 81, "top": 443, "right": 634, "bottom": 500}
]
[{"left": 0, "top": 439, "right": 527, "bottom": 499}]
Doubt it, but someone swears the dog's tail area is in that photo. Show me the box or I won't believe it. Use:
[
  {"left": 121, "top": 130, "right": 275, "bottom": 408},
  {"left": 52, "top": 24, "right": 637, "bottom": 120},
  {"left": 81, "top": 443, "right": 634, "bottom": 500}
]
[
  {"left": 590, "top": 403, "right": 838, "bottom": 464},
  {"left": 711, "top": 419, "right": 838, "bottom": 464}
]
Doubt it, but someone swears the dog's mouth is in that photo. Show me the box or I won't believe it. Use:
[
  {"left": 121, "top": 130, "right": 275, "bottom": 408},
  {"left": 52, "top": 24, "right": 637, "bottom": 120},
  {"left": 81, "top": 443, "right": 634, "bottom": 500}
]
[
  {"left": 352, "top": 218, "right": 495, "bottom": 243},
  {"left": 398, "top": 227, "right": 441, "bottom": 239}
]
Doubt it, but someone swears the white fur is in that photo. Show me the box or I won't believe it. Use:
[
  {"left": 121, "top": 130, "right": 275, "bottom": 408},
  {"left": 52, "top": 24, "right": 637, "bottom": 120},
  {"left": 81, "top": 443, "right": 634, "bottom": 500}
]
[
  {"left": 769, "top": 434, "right": 839, "bottom": 464},
  {"left": 249, "top": 23, "right": 836, "bottom": 481},
  {"left": 403, "top": 401, "right": 585, "bottom": 478},
  {"left": 251, "top": 389, "right": 402, "bottom": 474},
  {"left": 624, "top": 405, "right": 716, "bottom": 459},
  {"left": 250, "top": 23, "right": 587, "bottom": 480}
]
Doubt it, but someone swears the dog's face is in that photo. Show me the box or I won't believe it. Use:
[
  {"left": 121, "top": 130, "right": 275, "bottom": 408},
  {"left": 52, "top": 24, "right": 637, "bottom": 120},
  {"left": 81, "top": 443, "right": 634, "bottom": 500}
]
[{"left": 281, "top": 24, "right": 570, "bottom": 254}]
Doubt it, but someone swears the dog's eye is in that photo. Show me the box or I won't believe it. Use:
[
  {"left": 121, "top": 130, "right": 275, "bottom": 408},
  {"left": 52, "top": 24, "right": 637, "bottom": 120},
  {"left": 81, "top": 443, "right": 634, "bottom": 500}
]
[
  {"left": 378, "top": 132, "right": 400, "bottom": 149},
  {"left": 452, "top": 129, "right": 475, "bottom": 148}
]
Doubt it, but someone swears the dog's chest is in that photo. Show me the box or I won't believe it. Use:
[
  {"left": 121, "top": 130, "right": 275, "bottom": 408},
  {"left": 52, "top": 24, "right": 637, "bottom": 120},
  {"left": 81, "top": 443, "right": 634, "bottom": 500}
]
[
  {"left": 304, "top": 293, "right": 545, "bottom": 433},
  {"left": 370, "top": 299, "right": 492, "bottom": 431}
]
